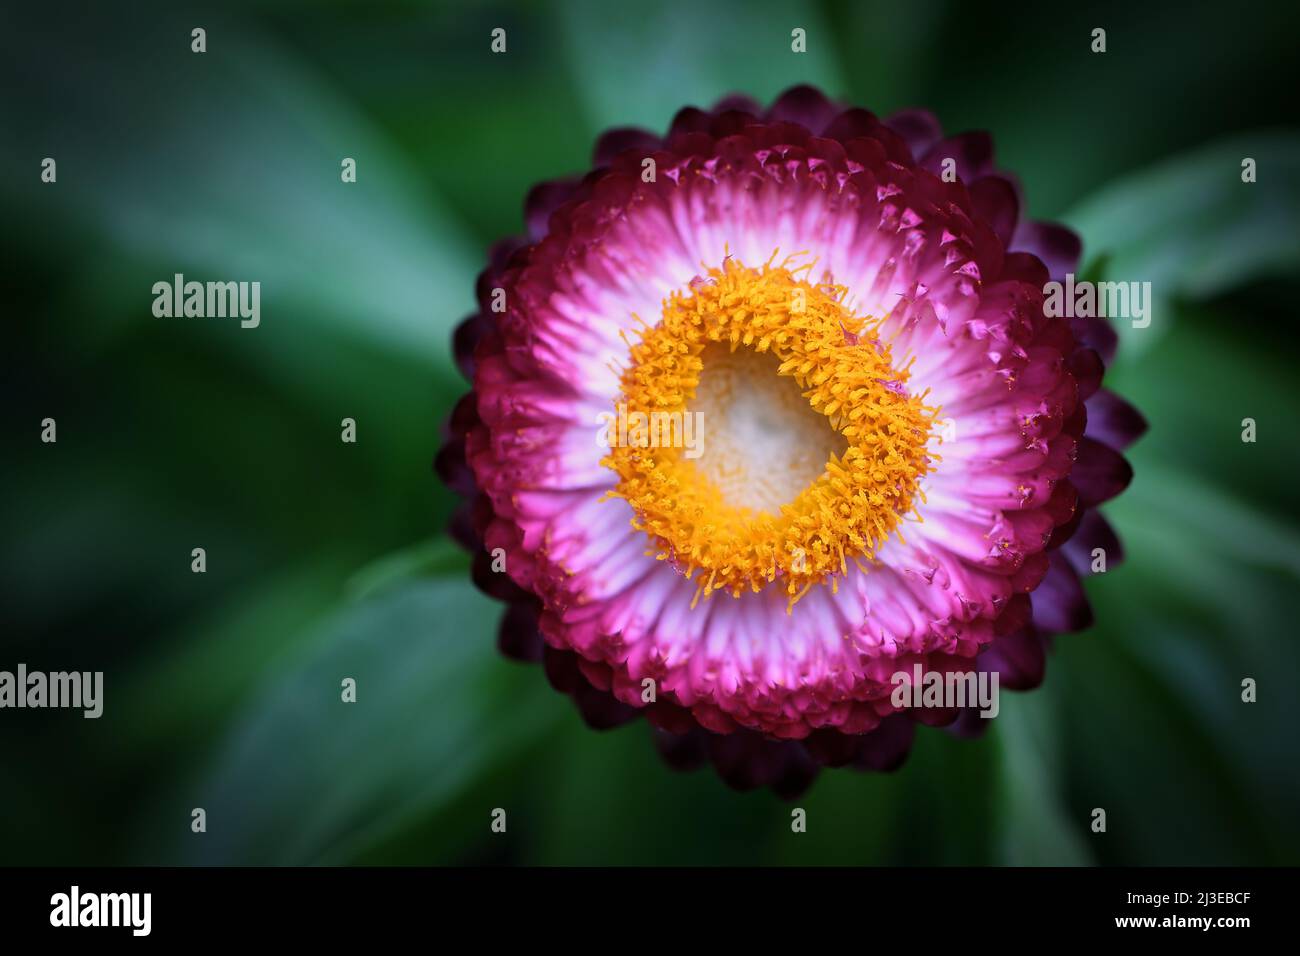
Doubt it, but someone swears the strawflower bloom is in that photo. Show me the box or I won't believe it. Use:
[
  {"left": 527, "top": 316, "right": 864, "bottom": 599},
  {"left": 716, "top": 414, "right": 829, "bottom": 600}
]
[{"left": 437, "top": 86, "right": 1145, "bottom": 796}]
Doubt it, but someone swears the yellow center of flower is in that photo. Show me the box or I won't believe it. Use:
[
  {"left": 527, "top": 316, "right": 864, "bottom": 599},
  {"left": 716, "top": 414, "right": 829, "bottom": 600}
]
[{"left": 603, "top": 254, "right": 937, "bottom": 609}]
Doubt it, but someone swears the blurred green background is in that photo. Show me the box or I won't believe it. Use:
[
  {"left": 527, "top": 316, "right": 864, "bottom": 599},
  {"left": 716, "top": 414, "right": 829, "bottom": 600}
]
[{"left": 2, "top": 0, "right": 1297, "bottom": 865}]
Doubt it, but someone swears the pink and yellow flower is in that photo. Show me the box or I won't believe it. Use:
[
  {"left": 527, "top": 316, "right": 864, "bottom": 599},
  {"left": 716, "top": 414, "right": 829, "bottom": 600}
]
[{"left": 437, "top": 86, "right": 1145, "bottom": 795}]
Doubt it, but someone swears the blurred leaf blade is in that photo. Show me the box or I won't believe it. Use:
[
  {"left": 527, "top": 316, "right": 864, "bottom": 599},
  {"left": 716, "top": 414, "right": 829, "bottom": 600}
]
[
  {"left": 1064, "top": 131, "right": 1300, "bottom": 355},
  {"left": 172, "top": 577, "right": 558, "bottom": 865},
  {"left": 0, "top": 3, "right": 480, "bottom": 369},
  {"left": 559, "top": 0, "right": 844, "bottom": 132}
]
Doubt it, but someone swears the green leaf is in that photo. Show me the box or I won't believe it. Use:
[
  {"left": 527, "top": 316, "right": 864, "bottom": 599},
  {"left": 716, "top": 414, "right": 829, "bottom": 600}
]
[
  {"left": 345, "top": 537, "right": 470, "bottom": 602},
  {"left": 166, "top": 577, "right": 559, "bottom": 865},
  {"left": 1064, "top": 132, "right": 1300, "bottom": 357},
  {"left": 995, "top": 690, "right": 1093, "bottom": 866},
  {"left": 1056, "top": 463, "right": 1300, "bottom": 864},
  {"left": 0, "top": 4, "right": 478, "bottom": 369},
  {"left": 559, "top": 0, "right": 844, "bottom": 133}
]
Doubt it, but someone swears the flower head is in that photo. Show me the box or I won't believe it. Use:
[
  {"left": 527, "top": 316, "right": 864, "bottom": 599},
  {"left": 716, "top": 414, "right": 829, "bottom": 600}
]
[{"left": 437, "top": 86, "right": 1145, "bottom": 795}]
